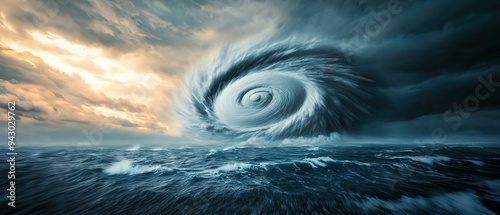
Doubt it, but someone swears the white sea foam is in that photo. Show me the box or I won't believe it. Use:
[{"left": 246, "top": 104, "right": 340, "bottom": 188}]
[
  {"left": 465, "top": 159, "right": 485, "bottom": 166},
  {"left": 199, "top": 156, "right": 373, "bottom": 176},
  {"left": 228, "top": 133, "right": 341, "bottom": 149},
  {"left": 218, "top": 163, "right": 254, "bottom": 172},
  {"left": 222, "top": 146, "right": 237, "bottom": 151},
  {"left": 303, "top": 157, "right": 335, "bottom": 167},
  {"left": 199, "top": 162, "right": 261, "bottom": 176},
  {"left": 281, "top": 133, "right": 341, "bottom": 145},
  {"left": 237, "top": 136, "right": 274, "bottom": 146},
  {"left": 392, "top": 156, "right": 451, "bottom": 165},
  {"left": 103, "top": 160, "right": 170, "bottom": 175},
  {"left": 207, "top": 149, "right": 217, "bottom": 156},
  {"left": 301, "top": 157, "right": 372, "bottom": 168},
  {"left": 307, "top": 146, "right": 320, "bottom": 151},
  {"left": 125, "top": 145, "right": 140, "bottom": 151}
]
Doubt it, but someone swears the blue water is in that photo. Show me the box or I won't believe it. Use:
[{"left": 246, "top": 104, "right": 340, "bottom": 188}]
[{"left": 2, "top": 144, "right": 500, "bottom": 214}]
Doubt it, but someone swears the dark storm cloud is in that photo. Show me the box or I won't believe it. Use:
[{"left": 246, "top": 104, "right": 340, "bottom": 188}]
[
  {"left": 356, "top": 0, "right": 500, "bottom": 121},
  {"left": 273, "top": 0, "right": 405, "bottom": 39},
  {"left": 273, "top": 0, "right": 500, "bottom": 125}
]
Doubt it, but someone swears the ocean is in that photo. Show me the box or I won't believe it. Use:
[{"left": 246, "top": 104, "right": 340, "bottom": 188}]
[{"left": 2, "top": 144, "right": 500, "bottom": 214}]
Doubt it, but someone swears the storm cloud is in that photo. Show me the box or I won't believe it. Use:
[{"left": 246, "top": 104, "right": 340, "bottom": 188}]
[{"left": 0, "top": 0, "right": 499, "bottom": 144}]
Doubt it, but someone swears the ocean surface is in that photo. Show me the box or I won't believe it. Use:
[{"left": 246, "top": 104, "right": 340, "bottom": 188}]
[{"left": 2, "top": 144, "right": 500, "bottom": 214}]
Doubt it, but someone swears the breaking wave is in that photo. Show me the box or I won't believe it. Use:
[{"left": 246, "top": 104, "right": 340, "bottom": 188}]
[
  {"left": 391, "top": 156, "right": 452, "bottom": 165},
  {"left": 103, "top": 160, "right": 170, "bottom": 175},
  {"left": 179, "top": 39, "right": 374, "bottom": 139}
]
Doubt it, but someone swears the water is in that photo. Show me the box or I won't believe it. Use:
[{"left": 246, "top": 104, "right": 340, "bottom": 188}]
[{"left": 2, "top": 144, "right": 500, "bottom": 214}]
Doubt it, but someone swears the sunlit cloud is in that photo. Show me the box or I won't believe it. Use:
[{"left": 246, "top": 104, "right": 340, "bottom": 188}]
[{"left": 0, "top": 0, "right": 281, "bottom": 142}]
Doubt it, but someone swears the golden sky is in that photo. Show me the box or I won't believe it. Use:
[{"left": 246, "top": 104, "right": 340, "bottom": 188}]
[{"left": 0, "top": 0, "right": 280, "bottom": 144}]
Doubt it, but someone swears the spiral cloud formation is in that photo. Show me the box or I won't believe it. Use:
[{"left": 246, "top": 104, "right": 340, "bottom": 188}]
[{"left": 179, "top": 39, "right": 374, "bottom": 139}]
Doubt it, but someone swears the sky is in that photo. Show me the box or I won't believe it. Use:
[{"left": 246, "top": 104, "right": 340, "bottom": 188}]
[{"left": 1, "top": 0, "right": 499, "bottom": 146}]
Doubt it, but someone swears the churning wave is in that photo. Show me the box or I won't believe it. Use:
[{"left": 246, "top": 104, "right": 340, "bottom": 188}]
[
  {"left": 5, "top": 145, "right": 500, "bottom": 214},
  {"left": 103, "top": 160, "right": 171, "bottom": 175},
  {"left": 179, "top": 39, "right": 374, "bottom": 139}
]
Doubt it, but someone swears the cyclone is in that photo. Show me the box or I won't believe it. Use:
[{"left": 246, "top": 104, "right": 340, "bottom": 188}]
[{"left": 178, "top": 39, "right": 375, "bottom": 139}]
